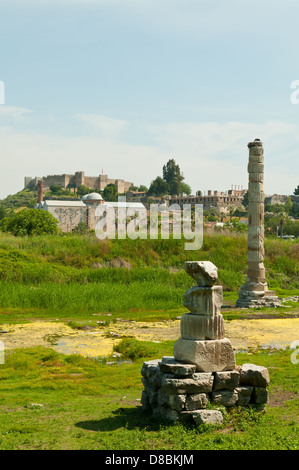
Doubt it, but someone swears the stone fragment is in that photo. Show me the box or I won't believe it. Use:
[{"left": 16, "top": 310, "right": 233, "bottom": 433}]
[
  {"left": 252, "top": 387, "right": 269, "bottom": 404},
  {"left": 158, "top": 357, "right": 196, "bottom": 377},
  {"left": 161, "top": 372, "right": 214, "bottom": 395},
  {"left": 173, "top": 337, "right": 236, "bottom": 372},
  {"left": 239, "top": 363, "right": 270, "bottom": 387},
  {"left": 147, "top": 388, "right": 159, "bottom": 407},
  {"left": 153, "top": 405, "right": 179, "bottom": 423},
  {"left": 192, "top": 409, "right": 223, "bottom": 426},
  {"left": 213, "top": 371, "right": 240, "bottom": 391},
  {"left": 184, "top": 261, "right": 218, "bottom": 287},
  {"left": 211, "top": 390, "right": 238, "bottom": 406},
  {"left": 157, "top": 389, "right": 186, "bottom": 411},
  {"left": 185, "top": 393, "right": 208, "bottom": 411},
  {"left": 180, "top": 312, "right": 225, "bottom": 340},
  {"left": 141, "top": 377, "right": 150, "bottom": 390},
  {"left": 183, "top": 286, "right": 223, "bottom": 316},
  {"left": 141, "top": 390, "right": 151, "bottom": 411},
  {"left": 141, "top": 359, "right": 161, "bottom": 378},
  {"left": 236, "top": 386, "right": 254, "bottom": 406}
]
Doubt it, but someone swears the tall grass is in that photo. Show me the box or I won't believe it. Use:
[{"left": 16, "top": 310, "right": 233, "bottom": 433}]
[
  {"left": 0, "top": 280, "right": 187, "bottom": 315},
  {"left": 0, "top": 231, "right": 297, "bottom": 316}
]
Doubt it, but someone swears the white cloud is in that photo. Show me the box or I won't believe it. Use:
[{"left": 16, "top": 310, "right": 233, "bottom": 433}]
[
  {"left": 0, "top": 105, "right": 33, "bottom": 118},
  {"left": 148, "top": 120, "right": 299, "bottom": 195},
  {"left": 73, "top": 114, "right": 129, "bottom": 137},
  {"left": 0, "top": 116, "right": 298, "bottom": 200}
]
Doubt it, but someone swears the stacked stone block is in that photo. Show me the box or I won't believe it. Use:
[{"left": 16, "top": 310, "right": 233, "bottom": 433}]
[
  {"left": 141, "top": 357, "right": 270, "bottom": 424},
  {"left": 141, "top": 260, "right": 270, "bottom": 425},
  {"left": 173, "top": 261, "right": 236, "bottom": 372},
  {"left": 236, "top": 139, "right": 281, "bottom": 308}
]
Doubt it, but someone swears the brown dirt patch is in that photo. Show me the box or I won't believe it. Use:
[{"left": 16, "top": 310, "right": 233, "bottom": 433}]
[{"left": 268, "top": 388, "right": 298, "bottom": 408}]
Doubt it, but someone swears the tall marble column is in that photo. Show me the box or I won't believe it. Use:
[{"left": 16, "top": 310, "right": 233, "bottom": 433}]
[{"left": 236, "top": 139, "right": 281, "bottom": 308}]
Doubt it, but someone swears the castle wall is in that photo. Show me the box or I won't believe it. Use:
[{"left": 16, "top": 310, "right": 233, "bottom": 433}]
[
  {"left": 42, "top": 174, "right": 72, "bottom": 189},
  {"left": 84, "top": 176, "right": 98, "bottom": 188},
  {"left": 25, "top": 171, "right": 133, "bottom": 193}
]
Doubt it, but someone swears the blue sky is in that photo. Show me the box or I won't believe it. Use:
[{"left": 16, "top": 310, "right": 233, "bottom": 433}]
[{"left": 0, "top": 0, "right": 299, "bottom": 199}]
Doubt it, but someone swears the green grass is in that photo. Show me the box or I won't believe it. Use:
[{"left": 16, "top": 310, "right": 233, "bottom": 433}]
[
  {"left": 0, "top": 345, "right": 297, "bottom": 450},
  {"left": 0, "top": 231, "right": 297, "bottom": 323},
  {"left": 0, "top": 227, "right": 298, "bottom": 450}
]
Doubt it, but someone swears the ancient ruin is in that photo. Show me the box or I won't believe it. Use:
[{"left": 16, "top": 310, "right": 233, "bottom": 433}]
[
  {"left": 25, "top": 171, "right": 133, "bottom": 194},
  {"left": 141, "top": 261, "right": 270, "bottom": 425},
  {"left": 236, "top": 139, "right": 281, "bottom": 308},
  {"left": 168, "top": 186, "right": 247, "bottom": 214}
]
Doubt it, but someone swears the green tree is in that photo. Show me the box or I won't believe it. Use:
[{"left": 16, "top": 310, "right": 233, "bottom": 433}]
[
  {"left": 290, "top": 203, "right": 299, "bottom": 218},
  {"left": 179, "top": 182, "right": 192, "bottom": 196},
  {"left": 77, "top": 184, "right": 93, "bottom": 197},
  {"left": 138, "top": 185, "right": 148, "bottom": 192},
  {"left": 242, "top": 191, "right": 249, "bottom": 209},
  {"left": 0, "top": 209, "right": 59, "bottom": 236},
  {"left": 225, "top": 219, "right": 248, "bottom": 233},
  {"left": 128, "top": 185, "right": 138, "bottom": 192},
  {"left": 148, "top": 177, "right": 169, "bottom": 197},
  {"left": 162, "top": 159, "right": 184, "bottom": 195},
  {"left": 49, "top": 184, "right": 63, "bottom": 194},
  {"left": 265, "top": 203, "right": 286, "bottom": 215},
  {"left": 73, "top": 221, "right": 89, "bottom": 234},
  {"left": 0, "top": 207, "right": 7, "bottom": 220},
  {"left": 294, "top": 185, "right": 299, "bottom": 195},
  {"left": 233, "top": 206, "right": 247, "bottom": 219},
  {"left": 285, "top": 196, "right": 293, "bottom": 214},
  {"left": 103, "top": 184, "right": 118, "bottom": 202}
]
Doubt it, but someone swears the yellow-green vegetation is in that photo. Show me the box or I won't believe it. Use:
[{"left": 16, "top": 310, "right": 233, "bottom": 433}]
[
  {"left": 0, "top": 344, "right": 297, "bottom": 450},
  {"left": 0, "top": 232, "right": 297, "bottom": 323},
  {"left": 0, "top": 231, "right": 298, "bottom": 450}
]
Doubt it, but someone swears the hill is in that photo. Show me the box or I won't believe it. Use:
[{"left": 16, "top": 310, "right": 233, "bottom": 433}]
[{"left": 0, "top": 189, "right": 38, "bottom": 215}]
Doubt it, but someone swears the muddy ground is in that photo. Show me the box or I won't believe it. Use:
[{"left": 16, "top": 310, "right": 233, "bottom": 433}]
[{"left": 1, "top": 315, "right": 299, "bottom": 358}]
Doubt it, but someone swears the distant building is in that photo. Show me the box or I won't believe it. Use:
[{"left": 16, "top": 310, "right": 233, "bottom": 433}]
[
  {"left": 264, "top": 194, "right": 287, "bottom": 205},
  {"left": 264, "top": 194, "right": 299, "bottom": 206},
  {"left": 126, "top": 190, "right": 147, "bottom": 202},
  {"left": 168, "top": 187, "right": 247, "bottom": 213},
  {"left": 25, "top": 171, "right": 133, "bottom": 194},
  {"left": 36, "top": 192, "right": 145, "bottom": 233}
]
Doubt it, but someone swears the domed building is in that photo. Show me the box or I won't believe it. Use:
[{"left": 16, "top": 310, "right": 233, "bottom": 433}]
[
  {"left": 36, "top": 190, "right": 145, "bottom": 233},
  {"left": 82, "top": 192, "right": 104, "bottom": 205}
]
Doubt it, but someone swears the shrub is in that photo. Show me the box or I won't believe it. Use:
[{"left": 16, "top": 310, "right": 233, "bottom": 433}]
[
  {"left": 113, "top": 338, "right": 156, "bottom": 360},
  {"left": 0, "top": 209, "right": 59, "bottom": 236}
]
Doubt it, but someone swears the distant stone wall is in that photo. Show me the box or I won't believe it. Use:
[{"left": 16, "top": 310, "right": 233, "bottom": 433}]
[
  {"left": 86, "top": 206, "right": 99, "bottom": 231},
  {"left": 169, "top": 190, "right": 246, "bottom": 213},
  {"left": 46, "top": 206, "right": 87, "bottom": 232},
  {"left": 25, "top": 172, "right": 133, "bottom": 193},
  {"left": 84, "top": 176, "right": 98, "bottom": 188},
  {"left": 264, "top": 194, "right": 287, "bottom": 205},
  {"left": 43, "top": 174, "right": 72, "bottom": 189}
]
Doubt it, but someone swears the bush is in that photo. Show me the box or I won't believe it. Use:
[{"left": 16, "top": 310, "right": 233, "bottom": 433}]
[
  {"left": 0, "top": 209, "right": 59, "bottom": 236},
  {"left": 113, "top": 338, "right": 156, "bottom": 360}
]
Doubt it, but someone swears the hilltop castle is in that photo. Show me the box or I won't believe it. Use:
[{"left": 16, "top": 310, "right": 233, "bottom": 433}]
[{"left": 24, "top": 171, "right": 133, "bottom": 194}]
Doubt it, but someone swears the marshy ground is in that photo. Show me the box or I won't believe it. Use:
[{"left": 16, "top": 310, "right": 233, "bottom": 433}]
[{"left": 1, "top": 313, "right": 298, "bottom": 358}]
